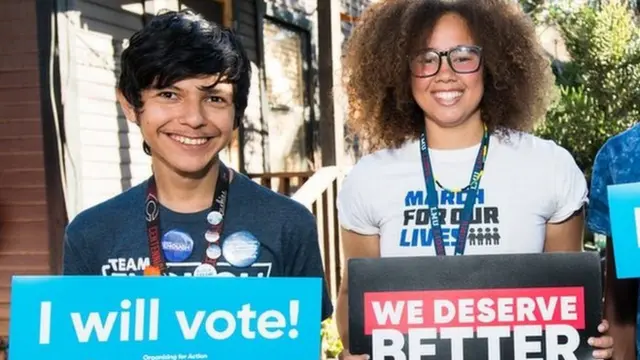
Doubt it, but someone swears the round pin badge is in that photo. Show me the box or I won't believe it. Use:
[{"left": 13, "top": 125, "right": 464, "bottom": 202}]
[
  {"left": 193, "top": 263, "right": 217, "bottom": 277},
  {"left": 207, "top": 211, "right": 223, "bottom": 225},
  {"left": 222, "top": 231, "right": 261, "bottom": 268},
  {"left": 161, "top": 230, "right": 194, "bottom": 262},
  {"left": 204, "top": 230, "right": 220, "bottom": 243},
  {"left": 206, "top": 244, "right": 222, "bottom": 260}
]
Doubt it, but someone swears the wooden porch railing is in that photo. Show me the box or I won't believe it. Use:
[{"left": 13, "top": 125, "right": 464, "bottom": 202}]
[
  {"left": 291, "top": 166, "right": 346, "bottom": 303},
  {"left": 246, "top": 167, "right": 348, "bottom": 302},
  {"left": 247, "top": 171, "right": 315, "bottom": 196}
]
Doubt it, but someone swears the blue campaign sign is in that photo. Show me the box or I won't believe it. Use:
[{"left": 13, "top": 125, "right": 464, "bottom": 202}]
[
  {"left": 9, "top": 276, "right": 322, "bottom": 360},
  {"left": 607, "top": 181, "right": 640, "bottom": 279}
]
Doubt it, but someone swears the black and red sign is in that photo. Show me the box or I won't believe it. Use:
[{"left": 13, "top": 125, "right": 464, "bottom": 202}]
[{"left": 348, "top": 252, "right": 602, "bottom": 360}]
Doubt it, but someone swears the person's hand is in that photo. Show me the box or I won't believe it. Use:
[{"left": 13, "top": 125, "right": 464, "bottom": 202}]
[
  {"left": 338, "top": 349, "right": 369, "bottom": 360},
  {"left": 588, "top": 319, "right": 613, "bottom": 359}
]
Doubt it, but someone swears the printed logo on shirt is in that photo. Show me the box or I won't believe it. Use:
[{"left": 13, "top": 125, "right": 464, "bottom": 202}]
[
  {"left": 100, "top": 257, "right": 273, "bottom": 278},
  {"left": 399, "top": 188, "right": 502, "bottom": 250}
]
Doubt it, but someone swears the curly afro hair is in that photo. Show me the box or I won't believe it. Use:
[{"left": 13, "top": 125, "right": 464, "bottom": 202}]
[{"left": 342, "top": 0, "right": 555, "bottom": 152}]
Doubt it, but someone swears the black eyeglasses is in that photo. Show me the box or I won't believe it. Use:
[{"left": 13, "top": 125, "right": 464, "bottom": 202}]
[{"left": 409, "top": 45, "right": 483, "bottom": 78}]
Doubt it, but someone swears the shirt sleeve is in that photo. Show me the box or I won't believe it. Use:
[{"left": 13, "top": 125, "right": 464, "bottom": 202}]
[
  {"left": 336, "top": 162, "right": 380, "bottom": 235},
  {"left": 548, "top": 145, "right": 589, "bottom": 223},
  {"left": 587, "top": 144, "right": 613, "bottom": 236},
  {"left": 284, "top": 207, "right": 334, "bottom": 321}
]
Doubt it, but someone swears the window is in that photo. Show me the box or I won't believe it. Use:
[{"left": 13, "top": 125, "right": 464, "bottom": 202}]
[{"left": 263, "top": 19, "right": 306, "bottom": 111}]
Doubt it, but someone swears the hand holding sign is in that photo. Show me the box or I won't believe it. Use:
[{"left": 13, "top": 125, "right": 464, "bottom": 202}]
[
  {"left": 589, "top": 321, "right": 613, "bottom": 360},
  {"left": 607, "top": 181, "right": 640, "bottom": 278}
]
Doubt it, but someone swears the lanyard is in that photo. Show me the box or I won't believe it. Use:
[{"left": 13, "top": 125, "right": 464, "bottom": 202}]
[
  {"left": 144, "top": 162, "right": 231, "bottom": 275},
  {"left": 418, "top": 126, "right": 489, "bottom": 256}
]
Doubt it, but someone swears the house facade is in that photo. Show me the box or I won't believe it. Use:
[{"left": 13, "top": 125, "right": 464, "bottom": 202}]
[
  {"left": 0, "top": 0, "right": 372, "bottom": 339},
  {"left": 54, "top": 0, "right": 371, "bottom": 220}
]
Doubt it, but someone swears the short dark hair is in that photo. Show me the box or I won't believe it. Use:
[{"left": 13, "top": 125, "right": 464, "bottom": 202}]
[
  {"left": 118, "top": 9, "right": 251, "bottom": 130},
  {"left": 342, "top": 0, "right": 554, "bottom": 151}
]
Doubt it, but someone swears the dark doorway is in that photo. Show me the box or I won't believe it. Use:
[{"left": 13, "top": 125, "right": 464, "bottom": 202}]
[{"left": 180, "top": 0, "right": 224, "bottom": 25}]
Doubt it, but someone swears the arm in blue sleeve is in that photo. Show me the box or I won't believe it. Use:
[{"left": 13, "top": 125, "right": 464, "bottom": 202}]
[{"left": 587, "top": 145, "right": 613, "bottom": 236}]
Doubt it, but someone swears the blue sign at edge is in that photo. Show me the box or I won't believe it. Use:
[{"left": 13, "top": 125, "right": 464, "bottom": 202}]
[
  {"left": 607, "top": 181, "right": 640, "bottom": 279},
  {"left": 8, "top": 275, "right": 322, "bottom": 360}
]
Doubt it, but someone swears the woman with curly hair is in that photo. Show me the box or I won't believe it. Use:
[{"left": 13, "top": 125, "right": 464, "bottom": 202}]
[{"left": 335, "top": 0, "right": 614, "bottom": 359}]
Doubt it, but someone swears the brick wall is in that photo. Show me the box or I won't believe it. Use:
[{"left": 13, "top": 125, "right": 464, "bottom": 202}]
[{"left": 0, "top": 0, "right": 57, "bottom": 339}]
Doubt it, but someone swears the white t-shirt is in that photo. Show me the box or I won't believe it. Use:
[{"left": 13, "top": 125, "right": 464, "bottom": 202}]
[{"left": 337, "top": 131, "right": 588, "bottom": 257}]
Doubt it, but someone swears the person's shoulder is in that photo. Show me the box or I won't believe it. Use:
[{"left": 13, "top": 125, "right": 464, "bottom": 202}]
[
  {"left": 65, "top": 181, "right": 146, "bottom": 237},
  {"left": 494, "top": 130, "right": 577, "bottom": 165},
  {"left": 591, "top": 123, "right": 640, "bottom": 181},
  {"left": 496, "top": 130, "right": 563, "bottom": 152},
  {"left": 598, "top": 123, "right": 640, "bottom": 161},
  {"left": 344, "top": 139, "right": 419, "bottom": 182},
  {"left": 232, "top": 172, "right": 316, "bottom": 228},
  {"left": 605, "top": 122, "right": 640, "bottom": 147}
]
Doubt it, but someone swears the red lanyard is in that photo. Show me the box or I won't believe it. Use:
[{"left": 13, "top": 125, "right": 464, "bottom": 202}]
[{"left": 143, "top": 162, "right": 231, "bottom": 275}]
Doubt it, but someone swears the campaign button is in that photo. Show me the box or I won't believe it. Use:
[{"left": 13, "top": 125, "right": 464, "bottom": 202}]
[
  {"left": 161, "top": 229, "right": 194, "bottom": 262},
  {"left": 207, "top": 211, "right": 223, "bottom": 225},
  {"left": 206, "top": 244, "right": 222, "bottom": 260},
  {"left": 222, "top": 231, "right": 261, "bottom": 268},
  {"left": 205, "top": 230, "right": 220, "bottom": 243},
  {"left": 193, "top": 263, "right": 217, "bottom": 277}
]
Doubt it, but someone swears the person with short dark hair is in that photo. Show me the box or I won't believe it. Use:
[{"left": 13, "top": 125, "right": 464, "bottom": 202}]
[
  {"left": 335, "top": 0, "right": 613, "bottom": 358},
  {"left": 62, "top": 9, "right": 333, "bottom": 321}
]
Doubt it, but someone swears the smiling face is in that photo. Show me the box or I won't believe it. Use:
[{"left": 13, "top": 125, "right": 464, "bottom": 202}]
[
  {"left": 118, "top": 75, "right": 235, "bottom": 176},
  {"left": 410, "top": 12, "right": 484, "bottom": 129}
]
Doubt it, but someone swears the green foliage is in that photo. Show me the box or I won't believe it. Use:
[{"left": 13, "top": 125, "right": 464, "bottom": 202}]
[
  {"left": 533, "top": 0, "right": 640, "bottom": 178},
  {"left": 321, "top": 317, "right": 343, "bottom": 359}
]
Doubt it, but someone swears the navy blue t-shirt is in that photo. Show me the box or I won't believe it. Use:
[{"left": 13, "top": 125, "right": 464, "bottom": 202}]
[{"left": 63, "top": 170, "right": 333, "bottom": 320}]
